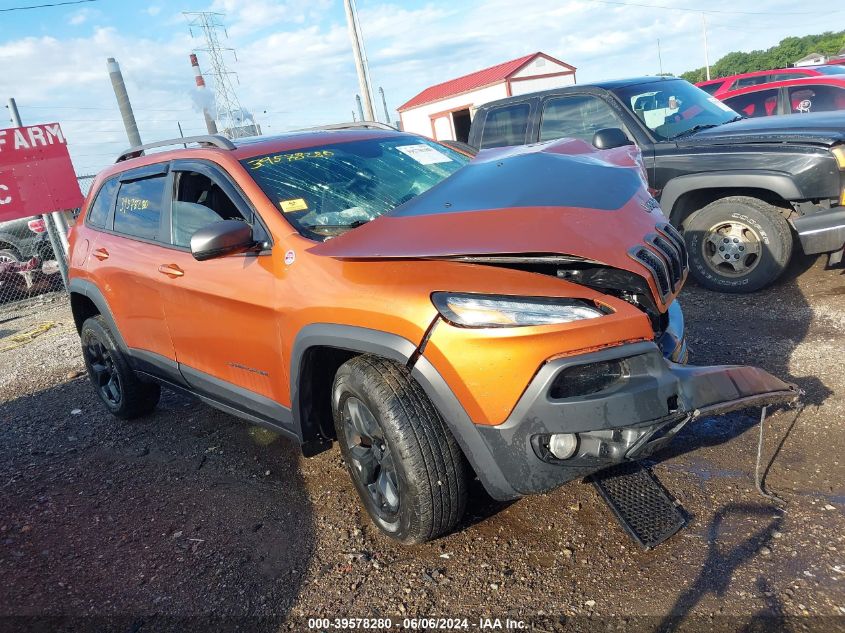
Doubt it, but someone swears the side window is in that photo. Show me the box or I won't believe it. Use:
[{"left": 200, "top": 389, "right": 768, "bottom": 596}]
[
  {"left": 114, "top": 175, "right": 166, "bottom": 241},
  {"left": 170, "top": 171, "right": 252, "bottom": 248},
  {"left": 479, "top": 104, "right": 530, "bottom": 149},
  {"left": 85, "top": 179, "right": 118, "bottom": 229},
  {"left": 540, "top": 95, "right": 627, "bottom": 143},
  {"left": 698, "top": 83, "right": 722, "bottom": 96},
  {"left": 723, "top": 89, "right": 779, "bottom": 118},
  {"left": 788, "top": 85, "right": 844, "bottom": 113}
]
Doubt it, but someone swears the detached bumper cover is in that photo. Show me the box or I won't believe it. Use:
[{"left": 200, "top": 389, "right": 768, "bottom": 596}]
[{"left": 465, "top": 341, "right": 797, "bottom": 498}]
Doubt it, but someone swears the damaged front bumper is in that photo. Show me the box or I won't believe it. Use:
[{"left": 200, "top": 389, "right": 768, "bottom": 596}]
[{"left": 464, "top": 341, "right": 798, "bottom": 498}]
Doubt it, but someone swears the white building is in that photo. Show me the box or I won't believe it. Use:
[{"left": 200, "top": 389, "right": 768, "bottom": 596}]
[
  {"left": 794, "top": 52, "right": 829, "bottom": 67},
  {"left": 397, "top": 52, "right": 577, "bottom": 142}
]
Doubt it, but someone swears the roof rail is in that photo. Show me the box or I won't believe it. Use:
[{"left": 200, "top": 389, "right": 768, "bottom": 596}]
[
  {"left": 116, "top": 134, "right": 236, "bottom": 163},
  {"left": 295, "top": 121, "right": 399, "bottom": 132}
]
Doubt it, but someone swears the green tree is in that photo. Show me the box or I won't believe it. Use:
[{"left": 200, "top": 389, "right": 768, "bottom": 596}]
[{"left": 680, "top": 30, "right": 845, "bottom": 83}]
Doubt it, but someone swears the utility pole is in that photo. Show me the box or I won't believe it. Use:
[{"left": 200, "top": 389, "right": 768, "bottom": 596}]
[
  {"left": 657, "top": 39, "right": 664, "bottom": 76},
  {"left": 106, "top": 58, "right": 142, "bottom": 147},
  {"left": 6, "top": 97, "right": 69, "bottom": 286},
  {"left": 344, "top": 0, "right": 375, "bottom": 121},
  {"left": 6, "top": 97, "right": 22, "bottom": 128},
  {"left": 702, "top": 13, "right": 711, "bottom": 81},
  {"left": 378, "top": 87, "right": 390, "bottom": 125},
  {"left": 355, "top": 95, "right": 365, "bottom": 123}
]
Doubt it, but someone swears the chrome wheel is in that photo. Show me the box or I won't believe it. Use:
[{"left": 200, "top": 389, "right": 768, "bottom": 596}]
[
  {"left": 342, "top": 396, "right": 400, "bottom": 519},
  {"left": 83, "top": 336, "right": 122, "bottom": 407},
  {"left": 702, "top": 220, "right": 762, "bottom": 277}
]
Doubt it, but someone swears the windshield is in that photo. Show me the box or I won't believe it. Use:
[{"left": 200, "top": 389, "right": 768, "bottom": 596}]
[
  {"left": 241, "top": 136, "right": 470, "bottom": 239},
  {"left": 613, "top": 79, "right": 741, "bottom": 140},
  {"left": 814, "top": 65, "right": 845, "bottom": 75}
]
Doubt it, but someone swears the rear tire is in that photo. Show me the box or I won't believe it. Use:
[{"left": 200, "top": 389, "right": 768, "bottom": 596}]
[
  {"left": 683, "top": 196, "right": 793, "bottom": 293},
  {"left": 80, "top": 315, "right": 160, "bottom": 419},
  {"left": 332, "top": 355, "right": 468, "bottom": 543}
]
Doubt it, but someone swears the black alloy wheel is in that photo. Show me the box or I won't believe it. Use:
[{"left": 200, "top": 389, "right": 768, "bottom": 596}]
[
  {"left": 341, "top": 396, "right": 401, "bottom": 521},
  {"left": 83, "top": 335, "right": 122, "bottom": 407}
]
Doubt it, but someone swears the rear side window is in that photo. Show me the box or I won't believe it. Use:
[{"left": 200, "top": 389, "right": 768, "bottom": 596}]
[
  {"left": 723, "top": 89, "right": 779, "bottom": 118},
  {"left": 788, "top": 85, "right": 845, "bottom": 113},
  {"left": 697, "top": 83, "right": 722, "bottom": 96},
  {"left": 479, "top": 104, "right": 530, "bottom": 149},
  {"left": 86, "top": 179, "right": 118, "bottom": 229},
  {"left": 114, "top": 176, "right": 165, "bottom": 241}
]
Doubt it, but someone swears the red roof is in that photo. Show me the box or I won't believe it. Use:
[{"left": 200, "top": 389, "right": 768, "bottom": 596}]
[{"left": 398, "top": 53, "right": 573, "bottom": 112}]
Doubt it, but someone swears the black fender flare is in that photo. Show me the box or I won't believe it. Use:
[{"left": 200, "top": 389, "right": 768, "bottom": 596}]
[
  {"left": 659, "top": 171, "right": 802, "bottom": 226},
  {"left": 289, "top": 323, "right": 520, "bottom": 500},
  {"left": 67, "top": 278, "right": 128, "bottom": 352}
]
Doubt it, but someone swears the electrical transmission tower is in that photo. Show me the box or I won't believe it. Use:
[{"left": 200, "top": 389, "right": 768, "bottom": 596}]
[{"left": 183, "top": 12, "right": 257, "bottom": 138}]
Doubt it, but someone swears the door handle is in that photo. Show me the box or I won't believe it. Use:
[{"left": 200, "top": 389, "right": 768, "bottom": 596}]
[
  {"left": 158, "top": 264, "right": 185, "bottom": 278},
  {"left": 92, "top": 248, "right": 109, "bottom": 261}
]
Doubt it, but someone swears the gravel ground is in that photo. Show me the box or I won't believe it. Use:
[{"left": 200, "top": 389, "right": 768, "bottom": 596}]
[{"left": 0, "top": 257, "right": 843, "bottom": 633}]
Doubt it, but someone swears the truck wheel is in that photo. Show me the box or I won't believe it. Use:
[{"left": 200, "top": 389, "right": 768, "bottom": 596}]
[
  {"left": 332, "top": 355, "right": 468, "bottom": 543},
  {"left": 683, "top": 196, "right": 793, "bottom": 293},
  {"left": 80, "top": 315, "right": 160, "bottom": 419}
]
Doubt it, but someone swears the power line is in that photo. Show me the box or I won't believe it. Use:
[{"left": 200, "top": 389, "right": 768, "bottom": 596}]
[
  {"left": 587, "top": 0, "right": 831, "bottom": 16},
  {"left": 0, "top": 0, "right": 97, "bottom": 12}
]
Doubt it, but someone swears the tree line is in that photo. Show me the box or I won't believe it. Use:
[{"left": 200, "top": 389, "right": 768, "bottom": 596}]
[{"left": 680, "top": 30, "right": 845, "bottom": 83}]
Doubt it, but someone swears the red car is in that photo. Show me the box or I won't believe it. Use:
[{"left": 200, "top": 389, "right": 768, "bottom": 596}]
[
  {"left": 717, "top": 76, "right": 845, "bottom": 118},
  {"left": 696, "top": 65, "right": 845, "bottom": 97}
]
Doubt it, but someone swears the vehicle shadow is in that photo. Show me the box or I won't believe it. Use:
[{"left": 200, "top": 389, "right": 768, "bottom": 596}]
[
  {"left": 0, "top": 379, "right": 315, "bottom": 633},
  {"left": 654, "top": 502, "right": 785, "bottom": 633}
]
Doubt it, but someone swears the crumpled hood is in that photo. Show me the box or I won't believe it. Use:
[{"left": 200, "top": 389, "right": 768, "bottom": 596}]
[
  {"left": 683, "top": 111, "right": 845, "bottom": 147},
  {"left": 310, "top": 140, "right": 670, "bottom": 291}
]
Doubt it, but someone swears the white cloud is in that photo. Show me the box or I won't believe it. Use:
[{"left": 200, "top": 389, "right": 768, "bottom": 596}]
[
  {"left": 145, "top": 6, "right": 162, "bottom": 17},
  {"left": 69, "top": 7, "right": 97, "bottom": 26}
]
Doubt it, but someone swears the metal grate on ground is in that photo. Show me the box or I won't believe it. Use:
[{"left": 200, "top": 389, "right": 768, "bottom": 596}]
[{"left": 591, "top": 462, "right": 687, "bottom": 550}]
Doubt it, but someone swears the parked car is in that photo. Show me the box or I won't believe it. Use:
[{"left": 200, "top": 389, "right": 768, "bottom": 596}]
[
  {"left": 719, "top": 76, "right": 845, "bottom": 118},
  {"left": 0, "top": 215, "right": 54, "bottom": 264},
  {"left": 467, "top": 77, "right": 845, "bottom": 293},
  {"left": 696, "top": 65, "right": 845, "bottom": 97},
  {"left": 67, "top": 128, "right": 797, "bottom": 542},
  {"left": 0, "top": 215, "right": 56, "bottom": 295}
]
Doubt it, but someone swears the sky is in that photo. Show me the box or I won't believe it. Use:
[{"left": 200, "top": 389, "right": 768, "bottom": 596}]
[{"left": 1, "top": 0, "right": 842, "bottom": 176}]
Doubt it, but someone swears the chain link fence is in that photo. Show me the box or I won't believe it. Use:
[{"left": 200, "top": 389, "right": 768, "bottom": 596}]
[{"left": 0, "top": 174, "right": 94, "bottom": 312}]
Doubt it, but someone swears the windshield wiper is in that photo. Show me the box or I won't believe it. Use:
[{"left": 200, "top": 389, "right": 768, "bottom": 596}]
[
  {"left": 304, "top": 220, "right": 369, "bottom": 230},
  {"left": 673, "top": 123, "right": 722, "bottom": 139}
]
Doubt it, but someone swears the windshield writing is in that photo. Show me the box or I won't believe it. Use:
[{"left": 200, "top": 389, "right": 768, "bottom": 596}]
[{"left": 242, "top": 137, "right": 469, "bottom": 239}]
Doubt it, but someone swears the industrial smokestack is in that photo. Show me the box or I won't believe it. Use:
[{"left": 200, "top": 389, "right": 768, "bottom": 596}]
[
  {"left": 190, "top": 53, "right": 219, "bottom": 135},
  {"left": 106, "top": 57, "right": 142, "bottom": 147}
]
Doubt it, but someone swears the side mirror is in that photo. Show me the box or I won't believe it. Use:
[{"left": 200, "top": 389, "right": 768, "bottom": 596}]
[
  {"left": 190, "top": 220, "right": 255, "bottom": 261},
  {"left": 592, "top": 128, "right": 634, "bottom": 150}
]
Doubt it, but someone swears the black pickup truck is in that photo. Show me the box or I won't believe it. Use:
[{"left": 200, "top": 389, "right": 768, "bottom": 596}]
[{"left": 467, "top": 76, "right": 845, "bottom": 293}]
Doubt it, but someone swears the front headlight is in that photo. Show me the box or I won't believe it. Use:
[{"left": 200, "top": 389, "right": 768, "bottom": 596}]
[
  {"left": 431, "top": 292, "right": 606, "bottom": 328},
  {"left": 833, "top": 146, "right": 845, "bottom": 170}
]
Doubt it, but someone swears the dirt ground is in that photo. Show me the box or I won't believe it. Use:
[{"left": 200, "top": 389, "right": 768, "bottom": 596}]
[{"left": 0, "top": 256, "right": 843, "bottom": 633}]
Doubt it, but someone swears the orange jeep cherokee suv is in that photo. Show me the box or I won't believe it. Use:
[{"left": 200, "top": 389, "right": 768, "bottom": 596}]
[{"left": 68, "top": 127, "right": 797, "bottom": 543}]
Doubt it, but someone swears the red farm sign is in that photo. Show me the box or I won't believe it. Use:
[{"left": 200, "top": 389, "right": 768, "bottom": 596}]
[{"left": 0, "top": 123, "right": 83, "bottom": 222}]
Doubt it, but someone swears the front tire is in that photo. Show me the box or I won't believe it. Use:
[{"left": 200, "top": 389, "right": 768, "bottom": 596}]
[
  {"left": 80, "top": 315, "right": 160, "bottom": 419},
  {"left": 332, "top": 355, "right": 468, "bottom": 543},
  {"left": 683, "top": 196, "right": 793, "bottom": 293}
]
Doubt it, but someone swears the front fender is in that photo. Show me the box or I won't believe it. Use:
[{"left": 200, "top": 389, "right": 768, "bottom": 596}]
[{"left": 661, "top": 171, "right": 802, "bottom": 225}]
